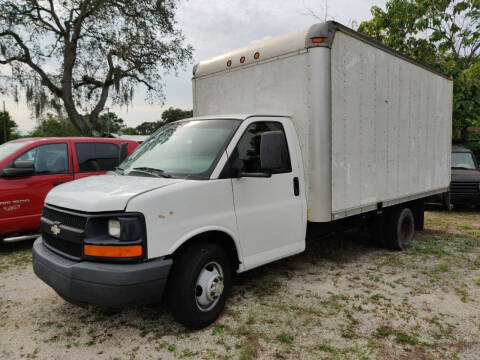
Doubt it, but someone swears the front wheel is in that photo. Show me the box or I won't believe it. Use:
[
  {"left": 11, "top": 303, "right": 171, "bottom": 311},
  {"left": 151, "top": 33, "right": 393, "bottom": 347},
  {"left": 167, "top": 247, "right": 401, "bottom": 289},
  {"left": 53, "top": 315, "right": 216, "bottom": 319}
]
[{"left": 167, "top": 242, "right": 231, "bottom": 329}]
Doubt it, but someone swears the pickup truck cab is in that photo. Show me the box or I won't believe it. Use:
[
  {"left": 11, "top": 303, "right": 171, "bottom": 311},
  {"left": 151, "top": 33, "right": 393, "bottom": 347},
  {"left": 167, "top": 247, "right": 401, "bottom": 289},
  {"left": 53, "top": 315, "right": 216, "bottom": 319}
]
[
  {"left": 0, "top": 137, "right": 138, "bottom": 242},
  {"left": 449, "top": 146, "right": 480, "bottom": 208}
]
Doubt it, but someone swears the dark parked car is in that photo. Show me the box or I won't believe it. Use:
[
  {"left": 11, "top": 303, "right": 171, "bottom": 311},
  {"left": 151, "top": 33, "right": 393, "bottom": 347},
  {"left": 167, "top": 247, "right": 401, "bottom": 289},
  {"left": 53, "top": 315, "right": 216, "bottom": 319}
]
[
  {"left": 427, "top": 146, "right": 480, "bottom": 209},
  {"left": 448, "top": 146, "right": 480, "bottom": 208}
]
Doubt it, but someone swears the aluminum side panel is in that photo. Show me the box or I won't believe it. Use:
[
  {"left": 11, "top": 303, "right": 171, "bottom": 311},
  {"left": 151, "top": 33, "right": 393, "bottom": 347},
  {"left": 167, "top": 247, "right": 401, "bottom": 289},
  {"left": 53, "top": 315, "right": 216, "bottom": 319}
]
[{"left": 331, "top": 32, "right": 452, "bottom": 216}]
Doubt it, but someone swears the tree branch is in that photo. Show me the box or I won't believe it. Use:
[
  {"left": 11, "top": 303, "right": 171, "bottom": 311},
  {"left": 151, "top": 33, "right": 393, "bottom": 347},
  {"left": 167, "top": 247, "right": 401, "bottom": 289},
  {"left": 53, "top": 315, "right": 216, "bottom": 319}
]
[{"left": 0, "top": 31, "right": 62, "bottom": 97}]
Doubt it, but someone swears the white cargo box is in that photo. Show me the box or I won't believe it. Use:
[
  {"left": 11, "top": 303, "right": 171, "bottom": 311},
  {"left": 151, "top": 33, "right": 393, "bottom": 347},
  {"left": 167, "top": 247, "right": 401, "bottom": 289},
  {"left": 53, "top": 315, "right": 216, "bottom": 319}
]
[{"left": 193, "top": 21, "right": 453, "bottom": 222}]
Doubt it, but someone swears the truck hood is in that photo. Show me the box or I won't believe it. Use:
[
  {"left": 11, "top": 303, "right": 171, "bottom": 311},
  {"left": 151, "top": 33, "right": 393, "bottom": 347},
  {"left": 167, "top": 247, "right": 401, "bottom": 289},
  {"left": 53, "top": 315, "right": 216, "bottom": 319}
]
[
  {"left": 451, "top": 168, "right": 480, "bottom": 183},
  {"left": 45, "top": 174, "right": 184, "bottom": 212}
]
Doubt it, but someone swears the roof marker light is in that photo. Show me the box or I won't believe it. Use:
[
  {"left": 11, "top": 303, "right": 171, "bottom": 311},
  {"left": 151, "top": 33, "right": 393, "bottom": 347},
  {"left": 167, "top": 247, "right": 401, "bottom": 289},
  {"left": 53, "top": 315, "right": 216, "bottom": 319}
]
[
  {"left": 227, "top": 60, "right": 232, "bottom": 67},
  {"left": 312, "top": 37, "right": 325, "bottom": 44},
  {"left": 254, "top": 52, "right": 260, "bottom": 60},
  {"left": 240, "top": 56, "right": 246, "bottom": 64}
]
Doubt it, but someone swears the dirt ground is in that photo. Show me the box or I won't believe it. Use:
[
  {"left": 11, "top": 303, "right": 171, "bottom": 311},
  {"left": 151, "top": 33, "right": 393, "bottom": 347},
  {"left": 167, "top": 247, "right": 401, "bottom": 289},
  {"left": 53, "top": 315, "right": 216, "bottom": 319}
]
[{"left": 0, "top": 210, "right": 479, "bottom": 360}]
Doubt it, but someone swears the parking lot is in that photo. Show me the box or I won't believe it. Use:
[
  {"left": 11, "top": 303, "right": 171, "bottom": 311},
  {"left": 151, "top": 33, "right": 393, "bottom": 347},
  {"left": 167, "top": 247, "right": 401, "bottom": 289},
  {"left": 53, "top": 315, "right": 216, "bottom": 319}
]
[{"left": 1, "top": 210, "right": 479, "bottom": 360}]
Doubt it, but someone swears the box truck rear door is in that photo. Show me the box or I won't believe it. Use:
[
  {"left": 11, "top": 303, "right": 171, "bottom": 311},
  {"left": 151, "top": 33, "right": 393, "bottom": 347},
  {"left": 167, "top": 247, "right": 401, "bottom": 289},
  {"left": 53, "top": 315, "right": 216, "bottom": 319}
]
[{"left": 227, "top": 118, "right": 305, "bottom": 269}]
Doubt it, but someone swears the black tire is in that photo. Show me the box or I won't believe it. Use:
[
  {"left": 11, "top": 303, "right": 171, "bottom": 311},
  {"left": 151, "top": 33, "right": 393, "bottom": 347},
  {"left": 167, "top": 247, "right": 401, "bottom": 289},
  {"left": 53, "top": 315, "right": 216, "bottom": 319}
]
[
  {"left": 387, "top": 207, "right": 415, "bottom": 251},
  {"left": 167, "top": 242, "right": 231, "bottom": 329}
]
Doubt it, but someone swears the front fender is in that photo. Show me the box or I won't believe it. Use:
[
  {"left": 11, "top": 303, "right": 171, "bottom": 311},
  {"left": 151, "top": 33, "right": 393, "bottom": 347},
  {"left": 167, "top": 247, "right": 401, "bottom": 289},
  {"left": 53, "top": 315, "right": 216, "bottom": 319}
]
[{"left": 125, "top": 179, "right": 241, "bottom": 265}]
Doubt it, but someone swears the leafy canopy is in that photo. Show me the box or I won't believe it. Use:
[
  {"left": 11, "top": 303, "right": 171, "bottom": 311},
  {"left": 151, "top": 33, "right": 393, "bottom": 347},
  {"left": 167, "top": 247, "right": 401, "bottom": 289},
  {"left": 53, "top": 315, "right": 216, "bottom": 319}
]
[
  {"left": 358, "top": 0, "right": 480, "bottom": 141},
  {"left": 0, "top": 0, "right": 192, "bottom": 136},
  {"left": 0, "top": 110, "right": 19, "bottom": 143},
  {"left": 136, "top": 107, "right": 192, "bottom": 135}
]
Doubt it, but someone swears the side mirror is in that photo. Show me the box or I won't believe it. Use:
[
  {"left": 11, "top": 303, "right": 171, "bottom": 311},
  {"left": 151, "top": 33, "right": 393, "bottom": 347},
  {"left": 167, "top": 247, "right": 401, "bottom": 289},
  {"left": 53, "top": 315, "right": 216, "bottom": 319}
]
[
  {"left": 260, "top": 131, "right": 289, "bottom": 171},
  {"left": 228, "top": 149, "right": 271, "bottom": 178},
  {"left": 1, "top": 160, "right": 35, "bottom": 178},
  {"left": 119, "top": 143, "right": 128, "bottom": 163}
]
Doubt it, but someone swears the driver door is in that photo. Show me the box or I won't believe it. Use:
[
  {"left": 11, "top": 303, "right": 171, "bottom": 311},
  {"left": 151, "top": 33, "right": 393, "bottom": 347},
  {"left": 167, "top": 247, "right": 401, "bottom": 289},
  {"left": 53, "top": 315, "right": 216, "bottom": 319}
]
[
  {"left": 223, "top": 118, "right": 306, "bottom": 270},
  {"left": 0, "top": 142, "right": 72, "bottom": 234}
]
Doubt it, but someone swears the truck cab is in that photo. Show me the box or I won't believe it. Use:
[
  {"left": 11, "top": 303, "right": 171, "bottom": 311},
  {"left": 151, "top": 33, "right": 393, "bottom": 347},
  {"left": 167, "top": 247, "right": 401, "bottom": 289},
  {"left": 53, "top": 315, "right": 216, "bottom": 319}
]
[
  {"left": 449, "top": 146, "right": 480, "bottom": 208},
  {"left": 0, "top": 137, "right": 138, "bottom": 242},
  {"left": 32, "top": 115, "right": 306, "bottom": 329}
]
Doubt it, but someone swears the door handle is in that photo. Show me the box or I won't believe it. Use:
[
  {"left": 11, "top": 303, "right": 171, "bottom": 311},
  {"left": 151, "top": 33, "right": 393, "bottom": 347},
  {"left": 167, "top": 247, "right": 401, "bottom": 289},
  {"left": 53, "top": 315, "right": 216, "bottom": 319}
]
[{"left": 293, "top": 177, "right": 300, "bottom": 196}]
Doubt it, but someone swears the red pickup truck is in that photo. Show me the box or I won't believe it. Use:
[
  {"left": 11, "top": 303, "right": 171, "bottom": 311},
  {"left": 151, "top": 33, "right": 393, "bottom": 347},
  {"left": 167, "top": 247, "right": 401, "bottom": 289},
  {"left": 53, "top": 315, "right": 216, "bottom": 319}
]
[{"left": 0, "top": 137, "right": 138, "bottom": 242}]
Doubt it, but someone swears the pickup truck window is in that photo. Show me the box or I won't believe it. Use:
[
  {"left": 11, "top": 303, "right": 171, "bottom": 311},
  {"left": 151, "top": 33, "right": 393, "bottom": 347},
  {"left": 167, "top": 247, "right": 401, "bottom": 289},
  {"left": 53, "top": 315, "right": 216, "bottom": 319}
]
[
  {"left": 452, "top": 152, "right": 477, "bottom": 170},
  {"left": 75, "top": 142, "right": 119, "bottom": 172},
  {"left": 120, "top": 119, "right": 240, "bottom": 178},
  {"left": 16, "top": 143, "right": 68, "bottom": 174},
  {"left": 236, "top": 122, "right": 291, "bottom": 174},
  {"left": 0, "top": 141, "right": 26, "bottom": 163}
]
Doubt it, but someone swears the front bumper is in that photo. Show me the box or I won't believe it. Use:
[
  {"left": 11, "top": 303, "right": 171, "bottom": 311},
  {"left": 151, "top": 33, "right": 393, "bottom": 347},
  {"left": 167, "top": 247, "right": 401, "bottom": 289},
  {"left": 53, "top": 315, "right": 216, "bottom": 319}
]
[{"left": 32, "top": 238, "right": 172, "bottom": 308}]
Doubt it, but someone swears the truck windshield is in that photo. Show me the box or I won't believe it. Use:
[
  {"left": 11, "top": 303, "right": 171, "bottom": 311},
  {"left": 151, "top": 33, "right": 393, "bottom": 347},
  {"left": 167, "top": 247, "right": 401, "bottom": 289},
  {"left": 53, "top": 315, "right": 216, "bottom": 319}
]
[
  {"left": 451, "top": 152, "right": 477, "bottom": 170},
  {"left": 120, "top": 119, "right": 240, "bottom": 178},
  {"left": 0, "top": 141, "right": 26, "bottom": 163}
]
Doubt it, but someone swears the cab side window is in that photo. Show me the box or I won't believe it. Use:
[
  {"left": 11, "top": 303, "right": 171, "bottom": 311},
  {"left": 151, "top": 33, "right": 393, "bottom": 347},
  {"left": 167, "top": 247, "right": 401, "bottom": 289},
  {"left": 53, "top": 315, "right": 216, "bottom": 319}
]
[
  {"left": 75, "top": 142, "right": 119, "bottom": 172},
  {"left": 235, "top": 122, "right": 291, "bottom": 174},
  {"left": 15, "top": 143, "right": 68, "bottom": 175}
]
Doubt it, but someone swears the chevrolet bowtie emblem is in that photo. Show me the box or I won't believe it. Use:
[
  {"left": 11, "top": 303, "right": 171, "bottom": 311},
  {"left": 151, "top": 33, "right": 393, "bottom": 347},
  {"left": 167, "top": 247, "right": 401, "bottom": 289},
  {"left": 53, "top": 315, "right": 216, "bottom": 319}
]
[{"left": 51, "top": 224, "right": 61, "bottom": 236}]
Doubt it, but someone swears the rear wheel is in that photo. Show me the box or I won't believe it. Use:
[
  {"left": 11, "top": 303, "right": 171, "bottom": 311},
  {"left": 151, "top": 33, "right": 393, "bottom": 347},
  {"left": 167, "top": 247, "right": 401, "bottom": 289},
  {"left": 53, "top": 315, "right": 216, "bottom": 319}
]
[
  {"left": 387, "top": 207, "right": 415, "bottom": 250},
  {"left": 167, "top": 242, "right": 231, "bottom": 329}
]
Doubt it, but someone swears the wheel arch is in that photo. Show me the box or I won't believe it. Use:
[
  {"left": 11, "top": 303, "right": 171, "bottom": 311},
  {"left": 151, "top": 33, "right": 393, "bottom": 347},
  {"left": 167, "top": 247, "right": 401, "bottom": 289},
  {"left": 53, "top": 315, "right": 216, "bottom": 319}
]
[{"left": 168, "top": 227, "right": 243, "bottom": 272}]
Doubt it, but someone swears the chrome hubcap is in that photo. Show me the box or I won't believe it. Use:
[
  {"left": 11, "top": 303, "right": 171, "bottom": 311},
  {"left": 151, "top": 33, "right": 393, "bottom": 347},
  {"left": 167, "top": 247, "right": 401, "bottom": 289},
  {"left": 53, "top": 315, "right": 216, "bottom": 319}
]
[{"left": 195, "top": 261, "right": 224, "bottom": 312}]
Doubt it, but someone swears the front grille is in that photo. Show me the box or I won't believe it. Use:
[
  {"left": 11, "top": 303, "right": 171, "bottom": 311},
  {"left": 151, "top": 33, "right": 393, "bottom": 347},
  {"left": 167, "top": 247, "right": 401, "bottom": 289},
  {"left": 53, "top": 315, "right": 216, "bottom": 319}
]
[
  {"left": 42, "top": 207, "right": 88, "bottom": 229},
  {"left": 43, "top": 232, "right": 83, "bottom": 258},
  {"left": 450, "top": 182, "right": 479, "bottom": 194},
  {"left": 42, "top": 206, "right": 86, "bottom": 259}
]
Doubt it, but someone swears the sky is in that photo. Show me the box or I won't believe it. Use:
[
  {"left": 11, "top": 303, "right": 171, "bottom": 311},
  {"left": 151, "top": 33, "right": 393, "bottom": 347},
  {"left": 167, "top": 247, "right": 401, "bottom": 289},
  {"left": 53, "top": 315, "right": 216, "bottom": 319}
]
[{"left": 1, "top": 0, "right": 384, "bottom": 132}]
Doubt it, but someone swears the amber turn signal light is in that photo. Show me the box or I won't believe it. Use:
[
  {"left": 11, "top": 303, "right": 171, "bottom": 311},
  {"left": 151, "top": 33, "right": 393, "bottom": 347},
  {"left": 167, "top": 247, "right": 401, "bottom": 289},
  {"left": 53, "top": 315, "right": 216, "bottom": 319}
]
[
  {"left": 311, "top": 37, "right": 324, "bottom": 44},
  {"left": 84, "top": 244, "right": 143, "bottom": 258}
]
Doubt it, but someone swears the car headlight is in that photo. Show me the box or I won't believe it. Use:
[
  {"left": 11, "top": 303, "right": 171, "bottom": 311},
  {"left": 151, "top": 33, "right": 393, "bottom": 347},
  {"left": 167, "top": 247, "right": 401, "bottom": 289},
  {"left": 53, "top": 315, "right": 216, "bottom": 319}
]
[{"left": 108, "top": 219, "right": 121, "bottom": 238}]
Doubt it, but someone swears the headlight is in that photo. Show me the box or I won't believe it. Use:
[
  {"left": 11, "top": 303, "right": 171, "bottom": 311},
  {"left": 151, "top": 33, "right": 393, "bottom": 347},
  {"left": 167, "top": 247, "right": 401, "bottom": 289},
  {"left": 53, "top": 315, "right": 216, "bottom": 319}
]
[{"left": 108, "top": 219, "right": 121, "bottom": 238}]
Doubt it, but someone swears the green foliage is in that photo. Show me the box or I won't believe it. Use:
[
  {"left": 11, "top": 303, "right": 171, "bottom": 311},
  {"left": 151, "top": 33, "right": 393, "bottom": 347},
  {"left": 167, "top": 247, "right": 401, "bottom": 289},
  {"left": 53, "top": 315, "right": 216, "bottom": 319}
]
[
  {"left": 161, "top": 107, "right": 193, "bottom": 124},
  {"left": 29, "top": 113, "right": 81, "bottom": 137},
  {"left": 0, "top": 110, "right": 19, "bottom": 144},
  {"left": 97, "top": 112, "right": 126, "bottom": 134},
  {"left": 121, "top": 127, "right": 139, "bottom": 135},
  {"left": 135, "top": 107, "right": 193, "bottom": 135},
  {"left": 358, "top": 0, "right": 480, "bottom": 142},
  {"left": 136, "top": 121, "right": 161, "bottom": 136}
]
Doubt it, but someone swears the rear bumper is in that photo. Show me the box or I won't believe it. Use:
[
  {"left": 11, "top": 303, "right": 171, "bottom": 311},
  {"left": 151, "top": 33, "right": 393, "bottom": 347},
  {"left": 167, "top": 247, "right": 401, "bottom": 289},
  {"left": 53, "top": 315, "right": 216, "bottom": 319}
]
[{"left": 32, "top": 238, "right": 172, "bottom": 308}]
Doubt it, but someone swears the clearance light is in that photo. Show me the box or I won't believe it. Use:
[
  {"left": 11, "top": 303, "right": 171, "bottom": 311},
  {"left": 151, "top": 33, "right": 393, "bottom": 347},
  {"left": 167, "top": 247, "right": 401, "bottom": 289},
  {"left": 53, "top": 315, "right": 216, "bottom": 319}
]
[
  {"left": 240, "top": 56, "right": 246, "bottom": 63},
  {"left": 84, "top": 245, "right": 143, "bottom": 258},
  {"left": 312, "top": 37, "right": 325, "bottom": 44},
  {"left": 227, "top": 60, "right": 232, "bottom": 67},
  {"left": 254, "top": 52, "right": 260, "bottom": 60}
]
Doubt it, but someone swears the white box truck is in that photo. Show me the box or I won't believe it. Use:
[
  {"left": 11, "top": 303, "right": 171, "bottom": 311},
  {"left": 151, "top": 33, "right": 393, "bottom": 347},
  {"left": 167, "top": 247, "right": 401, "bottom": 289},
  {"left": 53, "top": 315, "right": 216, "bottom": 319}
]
[{"left": 33, "top": 22, "right": 453, "bottom": 329}]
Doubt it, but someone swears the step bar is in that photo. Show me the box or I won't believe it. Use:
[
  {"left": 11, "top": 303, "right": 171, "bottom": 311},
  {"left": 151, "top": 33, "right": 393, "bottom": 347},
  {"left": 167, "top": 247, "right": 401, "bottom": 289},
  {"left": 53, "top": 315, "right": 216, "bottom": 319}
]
[{"left": 2, "top": 234, "right": 40, "bottom": 243}]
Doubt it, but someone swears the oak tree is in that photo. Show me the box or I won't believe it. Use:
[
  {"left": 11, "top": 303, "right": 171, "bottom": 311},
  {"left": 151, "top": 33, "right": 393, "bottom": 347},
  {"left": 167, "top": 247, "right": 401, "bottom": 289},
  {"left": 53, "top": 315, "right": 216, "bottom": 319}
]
[{"left": 0, "top": 0, "right": 192, "bottom": 136}]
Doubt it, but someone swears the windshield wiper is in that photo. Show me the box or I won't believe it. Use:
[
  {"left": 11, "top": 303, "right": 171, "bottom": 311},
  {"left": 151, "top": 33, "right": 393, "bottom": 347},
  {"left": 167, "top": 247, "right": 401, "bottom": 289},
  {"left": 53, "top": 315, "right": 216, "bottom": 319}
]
[{"left": 130, "top": 167, "right": 172, "bottom": 178}]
